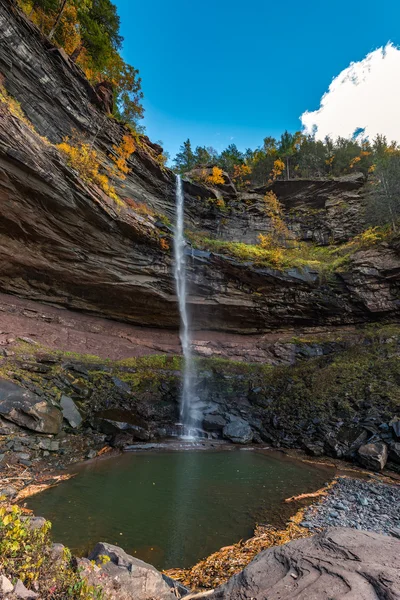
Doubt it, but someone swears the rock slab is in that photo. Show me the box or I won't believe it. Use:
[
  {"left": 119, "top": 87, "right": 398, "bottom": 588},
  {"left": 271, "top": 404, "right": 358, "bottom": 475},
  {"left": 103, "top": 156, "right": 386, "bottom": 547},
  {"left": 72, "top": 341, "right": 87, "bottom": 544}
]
[
  {"left": 358, "top": 442, "right": 388, "bottom": 471},
  {"left": 190, "top": 528, "right": 400, "bottom": 600},
  {"left": 0, "top": 379, "right": 62, "bottom": 434},
  {"left": 85, "top": 542, "right": 186, "bottom": 600}
]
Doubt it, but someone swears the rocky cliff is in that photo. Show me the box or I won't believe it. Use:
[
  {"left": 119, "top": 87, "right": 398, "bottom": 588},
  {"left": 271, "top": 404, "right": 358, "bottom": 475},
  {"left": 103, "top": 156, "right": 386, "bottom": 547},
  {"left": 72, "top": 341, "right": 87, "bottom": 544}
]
[{"left": 0, "top": 0, "right": 400, "bottom": 336}]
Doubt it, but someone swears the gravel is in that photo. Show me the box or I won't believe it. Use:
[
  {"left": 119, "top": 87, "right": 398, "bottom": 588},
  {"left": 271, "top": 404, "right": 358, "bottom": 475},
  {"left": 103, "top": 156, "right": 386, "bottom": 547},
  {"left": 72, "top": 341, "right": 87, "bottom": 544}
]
[{"left": 302, "top": 477, "right": 400, "bottom": 536}]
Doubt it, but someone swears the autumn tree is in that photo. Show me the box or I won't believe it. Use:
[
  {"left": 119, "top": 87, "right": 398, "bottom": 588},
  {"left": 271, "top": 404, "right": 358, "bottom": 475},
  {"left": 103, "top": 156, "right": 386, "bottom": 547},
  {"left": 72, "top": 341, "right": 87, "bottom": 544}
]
[{"left": 258, "top": 191, "right": 291, "bottom": 249}]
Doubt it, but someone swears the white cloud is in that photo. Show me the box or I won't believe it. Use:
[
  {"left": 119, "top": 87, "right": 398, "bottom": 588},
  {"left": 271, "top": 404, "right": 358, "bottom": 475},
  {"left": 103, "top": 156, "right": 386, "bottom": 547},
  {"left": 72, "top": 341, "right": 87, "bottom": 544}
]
[{"left": 301, "top": 43, "right": 400, "bottom": 143}]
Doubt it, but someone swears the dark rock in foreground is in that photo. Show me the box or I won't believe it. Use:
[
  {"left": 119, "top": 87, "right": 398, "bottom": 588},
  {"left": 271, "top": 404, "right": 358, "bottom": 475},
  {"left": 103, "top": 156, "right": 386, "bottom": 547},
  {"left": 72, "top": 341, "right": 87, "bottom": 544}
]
[
  {"left": 81, "top": 542, "right": 187, "bottom": 600},
  {"left": 358, "top": 442, "right": 388, "bottom": 471},
  {"left": 190, "top": 528, "right": 400, "bottom": 600},
  {"left": 0, "top": 378, "right": 62, "bottom": 434}
]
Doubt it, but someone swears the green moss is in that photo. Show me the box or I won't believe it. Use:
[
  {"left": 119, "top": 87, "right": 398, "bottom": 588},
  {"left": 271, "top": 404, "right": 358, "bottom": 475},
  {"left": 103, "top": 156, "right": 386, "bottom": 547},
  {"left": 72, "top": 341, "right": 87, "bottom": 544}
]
[{"left": 188, "top": 226, "right": 393, "bottom": 277}]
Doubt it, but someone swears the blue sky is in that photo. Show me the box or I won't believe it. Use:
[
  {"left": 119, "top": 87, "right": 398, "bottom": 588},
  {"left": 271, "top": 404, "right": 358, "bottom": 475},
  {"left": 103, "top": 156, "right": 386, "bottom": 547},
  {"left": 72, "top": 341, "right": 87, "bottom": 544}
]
[{"left": 114, "top": 0, "right": 400, "bottom": 159}]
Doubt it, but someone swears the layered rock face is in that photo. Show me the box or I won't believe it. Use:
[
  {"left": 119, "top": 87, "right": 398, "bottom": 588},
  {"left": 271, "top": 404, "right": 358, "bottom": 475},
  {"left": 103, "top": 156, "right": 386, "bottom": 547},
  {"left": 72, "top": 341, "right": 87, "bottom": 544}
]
[
  {"left": 190, "top": 528, "right": 400, "bottom": 600},
  {"left": 0, "top": 0, "right": 399, "bottom": 334}
]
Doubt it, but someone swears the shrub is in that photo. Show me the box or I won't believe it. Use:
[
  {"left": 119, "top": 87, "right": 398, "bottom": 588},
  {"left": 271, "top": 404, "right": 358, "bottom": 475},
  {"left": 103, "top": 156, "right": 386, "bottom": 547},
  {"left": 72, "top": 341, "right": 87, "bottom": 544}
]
[
  {"left": 109, "top": 133, "right": 136, "bottom": 179},
  {"left": 0, "top": 504, "right": 103, "bottom": 599},
  {"left": 206, "top": 166, "right": 225, "bottom": 185},
  {"left": 57, "top": 137, "right": 120, "bottom": 203}
]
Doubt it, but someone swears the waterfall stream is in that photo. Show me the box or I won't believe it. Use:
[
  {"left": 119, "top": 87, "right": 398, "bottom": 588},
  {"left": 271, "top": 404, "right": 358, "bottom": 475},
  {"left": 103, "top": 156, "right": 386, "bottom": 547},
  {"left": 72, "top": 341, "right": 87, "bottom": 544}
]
[{"left": 174, "top": 175, "right": 195, "bottom": 437}]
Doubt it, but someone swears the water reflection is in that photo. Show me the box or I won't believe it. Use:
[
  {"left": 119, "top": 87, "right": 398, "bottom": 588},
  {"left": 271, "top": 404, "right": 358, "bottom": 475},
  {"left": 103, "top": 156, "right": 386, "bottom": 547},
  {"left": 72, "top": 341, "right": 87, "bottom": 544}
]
[{"left": 28, "top": 449, "right": 333, "bottom": 569}]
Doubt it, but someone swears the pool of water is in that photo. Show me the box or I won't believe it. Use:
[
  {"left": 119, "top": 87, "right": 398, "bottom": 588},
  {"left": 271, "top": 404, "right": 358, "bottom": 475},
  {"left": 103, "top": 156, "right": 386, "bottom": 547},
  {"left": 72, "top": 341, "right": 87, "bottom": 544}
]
[{"left": 27, "top": 448, "right": 332, "bottom": 569}]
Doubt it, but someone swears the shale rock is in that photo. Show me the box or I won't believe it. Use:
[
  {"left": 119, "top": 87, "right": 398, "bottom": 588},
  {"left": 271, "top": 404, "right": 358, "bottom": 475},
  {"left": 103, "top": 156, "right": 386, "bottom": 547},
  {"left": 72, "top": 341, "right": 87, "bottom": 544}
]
[
  {"left": 223, "top": 420, "right": 253, "bottom": 444},
  {"left": 190, "top": 528, "right": 400, "bottom": 600},
  {"left": 358, "top": 442, "right": 388, "bottom": 471},
  {"left": 85, "top": 542, "right": 186, "bottom": 600},
  {"left": 0, "top": 1, "right": 399, "bottom": 333},
  {"left": 0, "top": 379, "right": 62, "bottom": 434},
  {"left": 60, "top": 395, "right": 82, "bottom": 429}
]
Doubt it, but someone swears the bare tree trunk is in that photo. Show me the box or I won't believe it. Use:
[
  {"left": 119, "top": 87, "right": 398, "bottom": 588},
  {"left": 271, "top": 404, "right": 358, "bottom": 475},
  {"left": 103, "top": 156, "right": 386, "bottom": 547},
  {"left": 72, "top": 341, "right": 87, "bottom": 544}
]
[
  {"left": 29, "top": 3, "right": 37, "bottom": 17},
  {"left": 70, "top": 43, "right": 83, "bottom": 62},
  {"left": 48, "top": 0, "right": 68, "bottom": 40},
  {"left": 286, "top": 156, "right": 290, "bottom": 180}
]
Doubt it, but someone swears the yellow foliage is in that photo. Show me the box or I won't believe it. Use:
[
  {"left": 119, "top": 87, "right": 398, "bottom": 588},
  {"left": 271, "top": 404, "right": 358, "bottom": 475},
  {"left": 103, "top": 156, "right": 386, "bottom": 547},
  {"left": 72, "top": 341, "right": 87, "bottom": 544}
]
[
  {"left": 166, "top": 508, "right": 311, "bottom": 591},
  {"left": 232, "top": 164, "right": 252, "bottom": 187},
  {"left": 351, "top": 226, "right": 387, "bottom": 248},
  {"left": 206, "top": 166, "right": 225, "bottom": 185},
  {"left": 349, "top": 155, "right": 361, "bottom": 169},
  {"left": 0, "top": 85, "right": 34, "bottom": 131},
  {"left": 109, "top": 134, "right": 136, "bottom": 180},
  {"left": 262, "top": 191, "right": 290, "bottom": 246},
  {"left": 125, "top": 198, "right": 156, "bottom": 217},
  {"left": 269, "top": 158, "right": 285, "bottom": 182},
  {"left": 325, "top": 155, "right": 335, "bottom": 166},
  {"left": 0, "top": 504, "right": 103, "bottom": 598},
  {"left": 159, "top": 237, "right": 170, "bottom": 251},
  {"left": 57, "top": 138, "right": 119, "bottom": 202}
]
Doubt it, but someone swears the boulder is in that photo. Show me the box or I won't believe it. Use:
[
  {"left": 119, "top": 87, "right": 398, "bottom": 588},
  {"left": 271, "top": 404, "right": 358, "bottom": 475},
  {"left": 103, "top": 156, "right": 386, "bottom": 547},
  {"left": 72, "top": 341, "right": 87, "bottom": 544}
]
[
  {"left": 190, "top": 528, "right": 400, "bottom": 600},
  {"left": 358, "top": 442, "right": 388, "bottom": 471},
  {"left": 0, "top": 575, "right": 13, "bottom": 594},
  {"left": 13, "top": 579, "right": 38, "bottom": 599},
  {"left": 0, "top": 379, "right": 62, "bottom": 434},
  {"left": 96, "top": 418, "right": 149, "bottom": 441},
  {"left": 85, "top": 542, "right": 187, "bottom": 600},
  {"left": 203, "top": 414, "right": 227, "bottom": 432},
  {"left": 391, "top": 418, "right": 400, "bottom": 438},
  {"left": 389, "top": 442, "right": 400, "bottom": 465},
  {"left": 223, "top": 420, "right": 253, "bottom": 444},
  {"left": 60, "top": 395, "right": 82, "bottom": 429}
]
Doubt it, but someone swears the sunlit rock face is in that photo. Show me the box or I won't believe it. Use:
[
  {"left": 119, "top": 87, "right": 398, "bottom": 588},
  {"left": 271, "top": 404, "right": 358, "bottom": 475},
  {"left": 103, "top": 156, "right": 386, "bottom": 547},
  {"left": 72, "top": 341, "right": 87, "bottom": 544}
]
[{"left": 0, "top": 0, "right": 399, "bottom": 336}]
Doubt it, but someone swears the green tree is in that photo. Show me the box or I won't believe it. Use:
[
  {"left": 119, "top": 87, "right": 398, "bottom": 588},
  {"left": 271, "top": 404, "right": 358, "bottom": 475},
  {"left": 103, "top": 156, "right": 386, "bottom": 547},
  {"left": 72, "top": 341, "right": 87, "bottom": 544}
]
[
  {"left": 71, "top": 0, "right": 122, "bottom": 68},
  {"left": 193, "top": 145, "right": 218, "bottom": 167},
  {"left": 218, "top": 144, "right": 243, "bottom": 175},
  {"left": 28, "top": 0, "right": 58, "bottom": 17},
  {"left": 278, "top": 130, "right": 300, "bottom": 180},
  {"left": 173, "top": 139, "right": 196, "bottom": 173},
  {"left": 367, "top": 151, "right": 400, "bottom": 231}
]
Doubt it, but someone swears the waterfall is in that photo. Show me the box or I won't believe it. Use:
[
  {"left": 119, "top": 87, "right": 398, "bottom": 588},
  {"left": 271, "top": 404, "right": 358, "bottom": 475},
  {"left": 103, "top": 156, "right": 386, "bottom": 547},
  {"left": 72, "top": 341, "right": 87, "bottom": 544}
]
[{"left": 174, "top": 175, "right": 195, "bottom": 437}]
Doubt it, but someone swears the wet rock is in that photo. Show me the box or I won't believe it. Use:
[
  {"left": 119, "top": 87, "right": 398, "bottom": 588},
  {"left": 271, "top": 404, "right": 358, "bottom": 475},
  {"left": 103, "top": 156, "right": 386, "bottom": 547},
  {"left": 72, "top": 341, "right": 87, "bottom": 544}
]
[
  {"left": 14, "top": 579, "right": 38, "bottom": 599},
  {"left": 86, "top": 449, "right": 97, "bottom": 459},
  {"left": 202, "top": 414, "right": 227, "bottom": 432},
  {"left": 60, "top": 395, "right": 82, "bottom": 429},
  {"left": 0, "top": 379, "right": 62, "bottom": 434},
  {"left": 358, "top": 442, "right": 388, "bottom": 471},
  {"left": 86, "top": 542, "right": 183, "bottom": 600},
  {"left": 193, "top": 528, "right": 400, "bottom": 600},
  {"left": 223, "top": 420, "right": 253, "bottom": 444}
]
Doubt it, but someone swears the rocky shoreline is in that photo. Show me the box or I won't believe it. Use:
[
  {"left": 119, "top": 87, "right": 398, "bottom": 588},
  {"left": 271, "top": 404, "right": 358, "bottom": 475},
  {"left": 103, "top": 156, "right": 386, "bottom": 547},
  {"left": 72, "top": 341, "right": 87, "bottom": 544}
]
[{"left": 303, "top": 476, "right": 400, "bottom": 536}]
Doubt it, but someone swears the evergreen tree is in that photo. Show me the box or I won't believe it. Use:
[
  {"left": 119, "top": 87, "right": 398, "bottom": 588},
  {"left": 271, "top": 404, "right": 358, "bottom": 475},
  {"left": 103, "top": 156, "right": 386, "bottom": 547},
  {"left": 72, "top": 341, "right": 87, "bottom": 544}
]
[
  {"left": 71, "top": 0, "right": 122, "bottom": 69},
  {"left": 218, "top": 144, "right": 243, "bottom": 175},
  {"left": 173, "top": 139, "right": 196, "bottom": 173}
]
